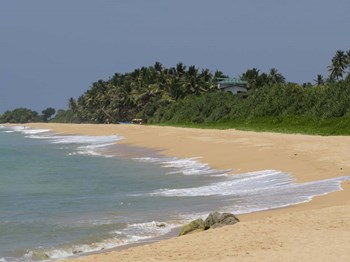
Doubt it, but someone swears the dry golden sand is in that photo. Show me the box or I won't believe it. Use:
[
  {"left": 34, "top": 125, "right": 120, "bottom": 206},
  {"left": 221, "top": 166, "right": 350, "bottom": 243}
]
[{"left": 23, "top": 123, "right": 350, "bottom": 261}]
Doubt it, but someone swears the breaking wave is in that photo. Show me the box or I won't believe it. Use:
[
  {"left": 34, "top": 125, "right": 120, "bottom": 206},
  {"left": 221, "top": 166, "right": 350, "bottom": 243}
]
[
  {"left": 6, "top": 126, "right": 123, "bottom": 157},
  {"left": 19, "top": 220, "right": 179, "bottom": 261},
  {"left": 135, "top": 157, "right": 231, "bottom": 176},
  {"left": 148, "top": 169, "right": 350, "bottom": 214}
]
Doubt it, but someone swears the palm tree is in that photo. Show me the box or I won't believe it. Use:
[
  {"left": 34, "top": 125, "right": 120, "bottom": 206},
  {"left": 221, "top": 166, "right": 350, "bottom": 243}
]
[
  {"left": 176, "top": 62, "right": 186, "bottom": 76},
  {"left": 154, "top": 61, "right": 163, "bottom": 73},
  {"left": 268, "top": 68, "right": 285, "bottom": 84},
  {"left": 346, "top": 50, "right": 350, "bottom": 64},
  {"left": 68, "top": 97, "right": 77, "bottom": 113},
  {"left": 240, "top": 68, "right": 260, "bottom": 89},
  {"left": 314, "top": 74, "right": 325, "bottom": 85},
  {"left": 213, "top": 70, "right": 225, "bottom": 80},
  {"left": 346, "top": 50, "right": 350, "bottom": 78},
  {"left": 328, "top": 50, "right": 348, "bottom": 81},
  {"left": 187, "top": 65, "right": 198, "bottom": 78}
]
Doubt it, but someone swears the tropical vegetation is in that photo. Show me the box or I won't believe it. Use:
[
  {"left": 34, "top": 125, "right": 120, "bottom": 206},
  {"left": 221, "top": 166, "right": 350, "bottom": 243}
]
[
  {"left": 60, "top": 62, "right": 225, "bottom": 124},
  {"left": 1, "top": 49, "right": 350, "bottom": 135},
  {"left": 0, "top": 107, "right": 55, "bottom": 123}
]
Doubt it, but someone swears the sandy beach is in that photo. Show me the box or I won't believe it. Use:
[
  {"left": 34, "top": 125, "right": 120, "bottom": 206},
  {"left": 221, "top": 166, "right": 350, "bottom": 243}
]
[{"left": 23, "top": 123, "right": 350, "bottom": 261}]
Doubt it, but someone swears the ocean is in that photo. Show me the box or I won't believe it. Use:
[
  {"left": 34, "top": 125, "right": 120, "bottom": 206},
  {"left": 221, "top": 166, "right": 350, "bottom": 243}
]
[{"left": 0, "top": 125, "right": 349, "bottom": 261}]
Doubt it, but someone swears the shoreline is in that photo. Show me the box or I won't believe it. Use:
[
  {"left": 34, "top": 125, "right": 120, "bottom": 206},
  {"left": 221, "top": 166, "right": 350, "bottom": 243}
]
[{"left": 7, "top": 123, "right": 350, "bottom": 261}]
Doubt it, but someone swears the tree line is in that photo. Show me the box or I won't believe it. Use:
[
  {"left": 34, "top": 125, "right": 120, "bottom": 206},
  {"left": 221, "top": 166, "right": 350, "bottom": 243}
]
[
  {"left": 53, "top": 63, "right": 290, "bottom": 123},
  {"left": 0, "top": 107, "right": 55, "bottom": 123},
  {"left": 149, "top": 49, "right": 350, "bottom": 126},
  {"left": 58, "top": 63, "right": 226, "bottom": 123},
  {"left": 1, "top": 49, "right": 349, "bottom": 126},
  {"left": 149, "top": 81, "right": 350, "bottom": 124}
]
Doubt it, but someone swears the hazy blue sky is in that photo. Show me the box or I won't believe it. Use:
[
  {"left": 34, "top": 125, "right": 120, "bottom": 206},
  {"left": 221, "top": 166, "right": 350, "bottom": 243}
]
[{"left": 1, "top": 0, "right": 349, "bottom": 113}]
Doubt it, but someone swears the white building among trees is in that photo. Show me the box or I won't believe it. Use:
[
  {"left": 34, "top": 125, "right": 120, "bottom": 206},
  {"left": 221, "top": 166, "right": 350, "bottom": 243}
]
[{"left": 217, "top": 77, "right": 248, "bottom": 94}]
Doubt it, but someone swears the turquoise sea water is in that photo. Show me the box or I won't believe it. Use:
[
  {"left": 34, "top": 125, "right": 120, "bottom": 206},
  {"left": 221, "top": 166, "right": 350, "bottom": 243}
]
[{"left": 0, "top": 125, "right": 349, "bottom": 261}]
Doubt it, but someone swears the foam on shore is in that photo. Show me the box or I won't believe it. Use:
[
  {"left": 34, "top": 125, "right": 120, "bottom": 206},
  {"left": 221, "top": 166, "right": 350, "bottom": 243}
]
[
  {"left": 133, "top": 156, "right": 350, "bottom": 219},
  {"left": 135, "top": 157, "right": 231, "bottom": 176},
  {"left": 7, "top": 125, "right": 123, "bottom": 157},
  {"left": 148, "top": 169, "right": 350, "bottom": 215},
  {"left": 19, "top": 220, "right": 181, "bottom": 261}
]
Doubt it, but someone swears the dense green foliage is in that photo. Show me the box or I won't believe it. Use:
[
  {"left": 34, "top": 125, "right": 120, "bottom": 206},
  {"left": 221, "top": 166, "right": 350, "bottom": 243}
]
[
  {"left": 51, "top": 63, "right": 288, "bottom": 124},
  {"left": 64, "top": 62, "right": 225, "bottom": 123},
  {"left": 0, "top": 107, "right": 57, "bottom": 123},
  {"left": 50, "top": 109, "right": 76, "bottom": 123},
  {"left": 148, "top": 81, "right": 350, "bottom": 135},
  {"left": 240, "top": 67, "right": 285, "bottom": 90},
  {"left": 41, "top": 107, "right": 56, "bottom": 122},
  {"left": 0, "top": 108, "right": 40, "bottom": 123}
]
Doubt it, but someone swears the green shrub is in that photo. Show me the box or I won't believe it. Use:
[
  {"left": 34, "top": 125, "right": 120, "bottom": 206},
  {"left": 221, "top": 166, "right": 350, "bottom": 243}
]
[{"left": 148, "top": 81, "right": 350, "bottom": 135}]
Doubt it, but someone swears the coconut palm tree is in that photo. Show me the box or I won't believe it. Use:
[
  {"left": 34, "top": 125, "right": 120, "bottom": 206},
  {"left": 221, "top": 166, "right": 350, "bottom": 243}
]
[
  {"left": 240, "top": 68, "right": 260, "bottom": 89},
  {"left": 176, "top": 62, "right": 186, "bottom": 76},
  {"left": 268, "top": 68, "right": 285, "bottom": 84},
  {"left": 346, "top": 50, "right": 350, "bottom": 63},
  {"left": 154, "top": 61, "right": 163, "bottom": 73},
  {"left": 313, "top": 74, "right": 325, "bottom": 86},
  {"left": 346, "top": 50, "right": 350, "bottom": 77},
  {"left": 328, "top": 50, "right": 348, "bottom": 81},
  {"left": 213, "top": 70, "right": 225, "bottom": 80}
]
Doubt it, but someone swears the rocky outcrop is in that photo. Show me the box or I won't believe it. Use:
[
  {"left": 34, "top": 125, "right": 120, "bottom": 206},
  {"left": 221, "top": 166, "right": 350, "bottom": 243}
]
[
  {"left": 178, "top": 218, "right": 206, "bottom": 236},
  {"left": 204, "top": 212, "right": 239, "bottom": 229},
  {"left": 179, "top": 212, "right": 239, "bottom": 236}
]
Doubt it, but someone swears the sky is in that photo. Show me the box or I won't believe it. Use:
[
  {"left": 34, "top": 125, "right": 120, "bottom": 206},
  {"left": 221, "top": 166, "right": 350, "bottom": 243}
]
[{"left": 1, "top": 0, "right": 350, "bottom": 114}]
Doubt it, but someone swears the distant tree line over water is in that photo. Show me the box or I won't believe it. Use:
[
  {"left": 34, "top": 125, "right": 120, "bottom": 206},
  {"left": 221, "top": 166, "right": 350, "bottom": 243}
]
[
  {"left": 1, "top": 49, "right": 350, "bottom": 134},
  {"left": 0, "top": 107, "right": 55, "bottom": 123}
]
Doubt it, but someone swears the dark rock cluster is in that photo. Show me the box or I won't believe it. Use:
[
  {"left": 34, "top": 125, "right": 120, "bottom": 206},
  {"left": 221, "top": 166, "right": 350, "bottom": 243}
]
[{"left": 179, "top": 212, "right": 239, "bottom": 236}]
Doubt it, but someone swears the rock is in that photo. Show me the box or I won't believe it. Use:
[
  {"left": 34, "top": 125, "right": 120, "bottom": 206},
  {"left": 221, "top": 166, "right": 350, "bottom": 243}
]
[
  {"left": 179, "top": 212, "right": 239, "bottom": 236},
  {"left": 205, "top": 212, "right": 239, "bottom": 229},
  {"left": 179, "top": 218, "right": 206, "bottom": 236}
]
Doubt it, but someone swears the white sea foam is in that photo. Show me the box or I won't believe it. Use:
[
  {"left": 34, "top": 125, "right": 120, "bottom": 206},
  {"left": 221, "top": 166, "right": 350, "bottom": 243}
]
[
  {"left": 133, "top": 157, "right": 350, "bottom": 215},
  {"left": 135, "top": 157, "right": 231, "bottom": 176},
  {"left": 21, "top": 129, "right": 51, "bottom": 135},
  {"left": 23, "top": 240, "right": 123, "bottom": 260},
  {"left": 9, "top": 126, "right": 51, "bottom": 135},
  {"left": 148, "top": 170, "right": 350, "bottom": 214},
  {"left": 39, "top": 134, "right": 123, "bottom": 157},
  {"left": 6, "top": 126, "right": 124, "bottom": 157},
  {"left": 46, "top": 135, "right": 122, "bottom": 145},
  {"left": 123, "top": 220, "right": 179, "bottom": 238},
  {"left": 23, "top": 220, "right": 179, "bottom": 261}
]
